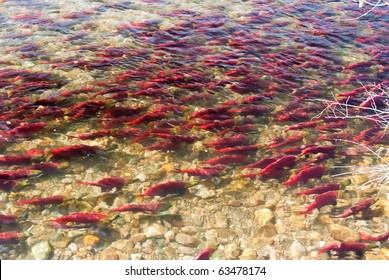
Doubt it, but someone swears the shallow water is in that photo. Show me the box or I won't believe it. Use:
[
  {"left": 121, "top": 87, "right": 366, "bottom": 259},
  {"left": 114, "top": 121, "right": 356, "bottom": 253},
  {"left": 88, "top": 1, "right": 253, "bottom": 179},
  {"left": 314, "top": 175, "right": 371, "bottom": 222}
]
[{"left": 0, "top": 0, "right": 388, "bottom": 260}]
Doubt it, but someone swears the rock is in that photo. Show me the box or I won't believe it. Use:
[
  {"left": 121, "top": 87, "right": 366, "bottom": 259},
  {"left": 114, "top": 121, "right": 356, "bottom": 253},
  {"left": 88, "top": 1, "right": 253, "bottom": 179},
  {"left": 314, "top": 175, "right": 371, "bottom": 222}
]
[
  {"left": 318, "top": 214, "right": 334, "bottom": 226},
  {"left": 175, "top": 233, "right": 200, "bottom": 247},
  {"left": 144, "top": 224, "right": 165, "bottom": 239},
  {"left": 254, "top": 208, "right": 273, "bottom": 226},
  {"left": 290, "top": 240, "right": 306, "bottom": 259},
  {"left": 239, "top": 248, "right": 257, "bottom": 260},
  {"left": 32, "top": 241, "right": 52, "bottom": 260},
  {"left": 224, "top": 244, "right": 241, "bottom": 260},
  {"left": 132, "top": 233, "right": 147, "bottom": 244},
  {"left": 176, "top": 246, "right": 196, "bottom": 255},
  {"left": 164, "top": 231, "right": 175, "bottom": 242},
  {"left": 258, "top": 224, "right": 278, "bottom": 238},
  {"left": 329, "top": 224, "right": 359, "bottom": 242},
  {"left": 111, "top": 240, "right": 134, "bottom": 252},
  {"left": 100, "top": 247, "right": 119, "bottom": 260},
  {"left": 215, "top": 211, "right": 228, "bottom": 228},
  {"left": 83, "top": 235, "right": 101, "bottom": 247}
]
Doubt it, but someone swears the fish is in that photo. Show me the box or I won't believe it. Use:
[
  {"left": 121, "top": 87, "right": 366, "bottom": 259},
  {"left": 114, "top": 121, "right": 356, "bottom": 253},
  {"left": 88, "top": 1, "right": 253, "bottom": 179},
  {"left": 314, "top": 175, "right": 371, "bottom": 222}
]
[
  {"left": 78, "top": 177, "right": 128, "bottom": 191},
  {"left": 300, "top": 145, "right": 337, "bottom": 156},
  {"left": 6, "top": 122, "right": 46, "bottom": 138},
  {"left": 0, "top": 169, "right": 42, "bottom": 180},
  {"left": 179, "top": 165, "right": 225, "bottom": 177},
  {"left": 318, "top": 242, "right": 371, "bottom": 258},
  {"left": 206, "top": 134, "right": 249, "bottom": 149},
  {"left": 0, "top": 214, "right": 17, "bottom": 225},
  {"left": 48, "top": 212, "right": 108, "bottom": 228},
  {"left": 359, "top": 231, "right": 389, "bottom": 242},
  {"left": 300, "top": 190, "right": 338, "bottom": 215},
  {"left": 139, "top": 181, "right": 187, "bottom": 197},
  {"left": 0, "top": 149, "right": 44, "bottom": 166},
  {"left": 215, "top": 144, "right": 259, "bottom": 155},
  {"left": 203, "top": 155, "right": 248, "bottom": 166},
  {"left": 194, "top": 247, "right": 215, "bottom": 260},
  {"left": 266, "top": 133, "right": 304, "bottom": 149},
  {"left": 18, "top": 195, "right": 65, "bottom": 206},
  {"left": 49, "top": 144, "right": 101, "bottom": 160},
  {"left": 284, "top": 165, "right": 326, "bottom": 187},
  {"left": 259, "top": 155, "right": 297, "bottom": 179},
  {"left": 0, "top": 232, "right": 25, "bottom": 244},
  {"left": 297, "top": 182, "right": 342, "bottom": 195},
  {"left": 333, "top": 198, "right": 373, "bottom": 218}
]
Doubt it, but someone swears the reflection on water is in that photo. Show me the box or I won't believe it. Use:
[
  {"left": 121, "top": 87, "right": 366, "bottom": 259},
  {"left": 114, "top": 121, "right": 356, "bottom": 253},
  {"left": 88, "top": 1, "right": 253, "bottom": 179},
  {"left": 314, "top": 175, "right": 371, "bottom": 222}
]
[{"left": 0, "top": 0, "right": 388, "bottom": 260}]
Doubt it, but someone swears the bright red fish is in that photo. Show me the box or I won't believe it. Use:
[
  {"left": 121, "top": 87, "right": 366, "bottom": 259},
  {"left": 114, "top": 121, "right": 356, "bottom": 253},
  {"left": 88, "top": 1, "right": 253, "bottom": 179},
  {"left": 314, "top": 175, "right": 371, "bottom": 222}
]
[
  {"left": 359, "top": 231, "right": 389, "bottom": 242},
  {"left": 318, "top": 242, "right": 371, "bottom": 258},
  {"left": 203, "top": 155, "right": 248, "bottom": 165},
  {"left": 206, "top": 134, "right": 248, "bottom": 149},
  {"left": 18, "top": 195, "right": 65, "bottom": 206},
  {"left": 78, "top": 177, "right": 127, "bottom": 191},
  {"left": 260, "top": 155, "right": 296, "bottom": 179},
  {"left": 48, "top": 212, "right": 108, "bottom": 228},
  {"left": 297, "top": 182, "right": 341, "bottom": 195},
  {"left": 334, "top": 198, "right": 373, "bottom": 218},
  {"left": 299, "top": 190, "right": 338, "bottom": 215},
  {"left": 284, "top": 165, "right": 326, "bottom": 187},
  {"left": 0, "top": 232, "right": 25, "bottom": 244},
  {"left": 194, "top": 247, "right": 214, "bottom": 260},
  {"left": 179, "top": 165, "right": 225, "bottom": 177},
  {"left": 140, "top": 181, "right": 187, "bottom": 197},
  {"left": 0, "top": 214, "right": 17, "bottom": 225},
  {"left": 49, "top": 144, "right": 100, "bottom": 160}
]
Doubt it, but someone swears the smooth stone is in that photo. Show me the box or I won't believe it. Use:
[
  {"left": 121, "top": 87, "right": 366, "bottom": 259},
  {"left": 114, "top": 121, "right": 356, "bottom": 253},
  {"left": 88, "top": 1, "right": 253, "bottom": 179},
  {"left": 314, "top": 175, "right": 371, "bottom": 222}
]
[
  {"left": 239, "top": 248, "right": 257, "bottom": 260},
  {"left": 329, "top": 224, "right": 359, "bottom": 242},
  {"left": 32, "top": 241, "right": 52, "bottom": 260},
  {"left": 164, "top": 231, "right": 175, "bottom": 242},
  {"left": 83, "top": 235, "right": 101, "bottom": 247},
  {"left": 258, "top": 224, "right": 278, "bottom": 238},
  {"left": 175, "top": 233, "right": 200, "bottom": 247},
  {"left": 224, "top": 244, "right": 241, "bottom": 260},
  {"left": 215, "top": 212, "right": 228, "bottom": 228},
  {"left": 131, "top": 233, "right": 147, "bottom": 244},
  {"left": 144, "top": 224, "right": 165, "bottom": 239},
  {"left": 176, "top": 246, "right": 196, "bottom": 255},
  {"left": 254, "top": 208, "right": 274, "bottom": 227},
  {"left": 100, "top": 247, "right": 119, "bottom": 260},
  {"left": 111, "top": 240, "right": 134, "bottom": 252},
  {"left": 290, "top": 240, "right": 306, "bottom": 259}
]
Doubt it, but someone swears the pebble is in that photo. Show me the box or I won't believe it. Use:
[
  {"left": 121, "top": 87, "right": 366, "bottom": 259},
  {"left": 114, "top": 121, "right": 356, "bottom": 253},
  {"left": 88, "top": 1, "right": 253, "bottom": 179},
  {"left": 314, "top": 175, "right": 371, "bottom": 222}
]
[
  {"left": 83, "top": 235, "right": 101, "bottom": 247},
  {"left": 329, "top": 224, "right": 359, "bottom": 242},
  {"left": 164, "top": 231, "right": 175, "bottom": 242},
  {"left": 100, "top": 247, "right": 120, "bottom": 260},
  {"left": 175, "top": 233, "right": 200, "bottom": 247},
  {"left": 239, "top": 248, "right": 257, "bottom": 260},
  {"left": 132, "top": 233, "right": 147, "bottom": 244},
  {"left": 258, "top": 224, "right": 278, "bottom": 238},
  {"left": 144, "top": 224, "right": 166, "bottom": 238},
  {"left": 224, "top": 244, "right": 241, "bottom": 260},
  {"left": 215, "top": 211, "right": 228, "bottom": 228},
  {"left": 254, "top": 208, "right": 274, "bottom": 226},
  {"left": 290, "top": 240, "right": 306, "bottom": 259},
  {"left": 111, "top": 240, "right": 134, "bottom": 252},
  {"left": 32, "top": 241, "right": 52, "bottom": 260}
]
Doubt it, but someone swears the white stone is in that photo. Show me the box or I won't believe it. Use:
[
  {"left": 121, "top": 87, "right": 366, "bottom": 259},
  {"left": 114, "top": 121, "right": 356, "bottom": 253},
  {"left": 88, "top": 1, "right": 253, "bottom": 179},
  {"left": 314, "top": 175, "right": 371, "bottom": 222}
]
[{"left": 32, "top": 241, "right": 52, "bottom": 260}]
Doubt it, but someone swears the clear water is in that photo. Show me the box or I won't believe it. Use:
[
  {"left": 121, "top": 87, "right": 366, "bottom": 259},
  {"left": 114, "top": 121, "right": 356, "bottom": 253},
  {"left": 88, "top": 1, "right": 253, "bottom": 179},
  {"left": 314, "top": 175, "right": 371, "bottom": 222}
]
[{"left": 0, "top": 0, "right": 388, "bottom": 260}]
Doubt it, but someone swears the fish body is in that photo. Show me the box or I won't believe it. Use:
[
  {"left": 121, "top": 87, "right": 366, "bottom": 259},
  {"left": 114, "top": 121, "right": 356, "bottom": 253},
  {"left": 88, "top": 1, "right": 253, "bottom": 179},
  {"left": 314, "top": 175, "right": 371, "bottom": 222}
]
[
  {"left": 284, "top": 165, "right": 326, "bottom": 186},
  {"left": 140, "top": 181, "right": 187, "bottom": 197},
  {"left": 300, "top": 190, "right": 338, "bottom": 215}
]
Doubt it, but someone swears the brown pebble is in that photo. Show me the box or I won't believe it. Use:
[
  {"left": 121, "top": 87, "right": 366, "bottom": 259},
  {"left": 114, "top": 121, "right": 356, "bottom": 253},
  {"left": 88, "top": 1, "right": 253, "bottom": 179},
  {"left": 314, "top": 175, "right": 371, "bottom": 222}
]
[{"left": 83, "top": 235, "right": 101, "bottom": 247}]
